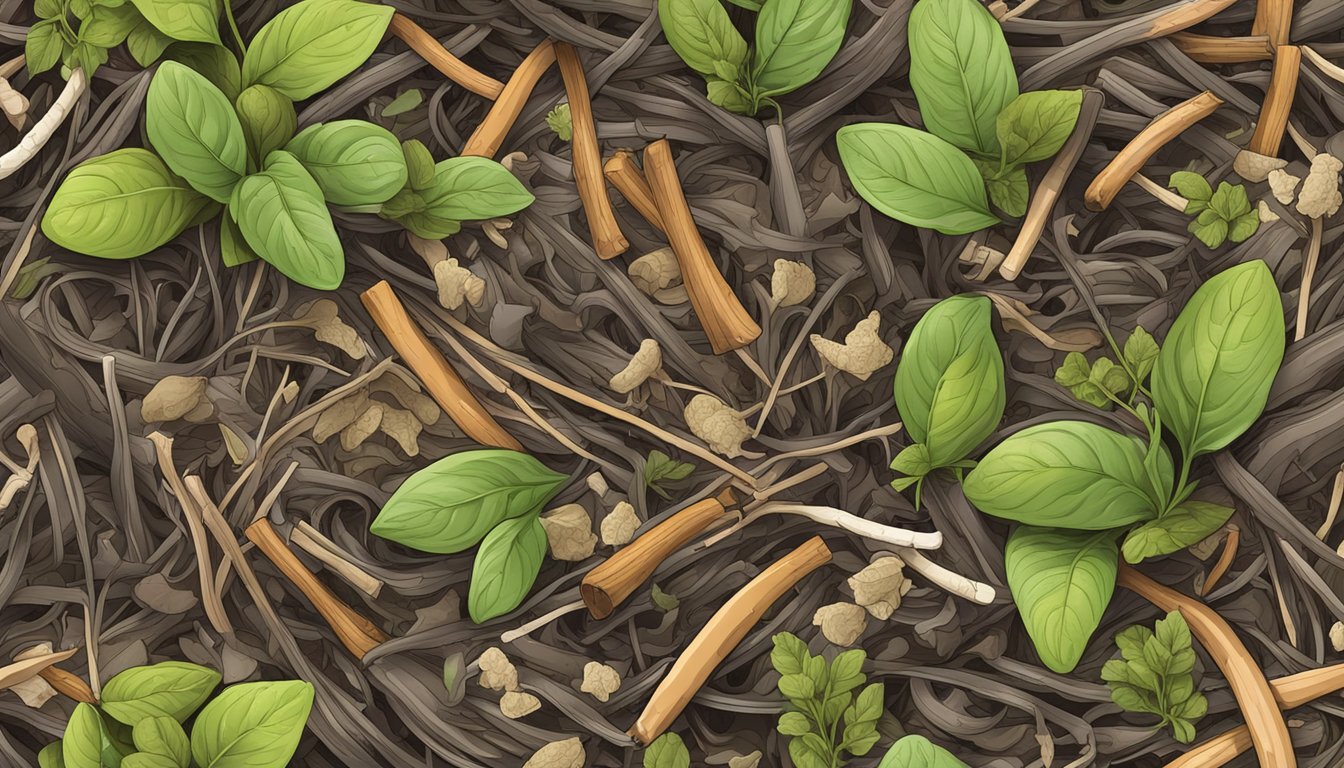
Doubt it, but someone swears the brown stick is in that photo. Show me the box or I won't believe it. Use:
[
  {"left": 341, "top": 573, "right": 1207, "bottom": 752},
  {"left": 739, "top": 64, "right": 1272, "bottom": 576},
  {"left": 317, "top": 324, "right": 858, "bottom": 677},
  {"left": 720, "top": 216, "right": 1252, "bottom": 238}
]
[
  {"left": 1249, "top": 45, "right": 1302, "bottom": 157},
  {"left": 1201, "top": 525, "right": 1240, "bottom": 596},
  {"left": 629, "top": 536, "right": 832, "bottom": 745},
  {"left": 1084, "top": 91, "right": 1223, "bottom": 212},
  {"left": 361, "top": 280, "right": 523, "bottom": 451},
  {"left": 555, "top": 42, "right": 628, "bottom": 260},
  {"left": 1118, "top": 565, "right": 1295, "bottom": 768},
  {"left": 603, "top": 150, "right": 666, "bottom": 232},
  {"left": 387, "top": 13, "right": 504, "bottom": 100},
  {"left": 39, "top": 667, "right": 96, "bottom": 703},
  {"left": 244, "top": 519, "right": 389, "bottom": 660},
  {"left": 461, "top": 39, "right": 557, "bottom": 159},
  {"left": 1171, "top": 33, "right": 1273, "bottom": 63},
  {"left": 642, "top": 139, "right": 762, "bottom": 354},
  {"left": 581, "top": 493, "right": 730, "bottom": 619},
  {"left": 1251, "top": 0, "right": 1294, "bottom": 48}
]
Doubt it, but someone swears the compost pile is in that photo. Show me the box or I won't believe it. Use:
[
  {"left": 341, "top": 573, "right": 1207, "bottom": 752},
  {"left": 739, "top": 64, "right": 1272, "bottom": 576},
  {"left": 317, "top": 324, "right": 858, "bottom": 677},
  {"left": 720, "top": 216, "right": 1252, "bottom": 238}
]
[{"left": 3, "top": 0, "right": 1344, "bottom": 765}]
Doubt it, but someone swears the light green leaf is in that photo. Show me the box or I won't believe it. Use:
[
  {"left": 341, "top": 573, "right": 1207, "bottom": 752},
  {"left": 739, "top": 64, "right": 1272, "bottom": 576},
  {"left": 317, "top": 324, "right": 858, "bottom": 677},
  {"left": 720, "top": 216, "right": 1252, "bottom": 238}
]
[
  {"left": 100, "top": 661, "right": 221, "bottom": 725},
  {"left": 829, "top": 649, "right": 867, "bottom": 695},
  {"left": 837, "top": 123, "right": 999, "bottom": 235},
  {"left": 964, "top": 421, "right": 1170, "bottom": 529},
  {"left": 190, "top": 680, "right": 314, "bottom": 768},
  {"left": 908, "top": 0, "right": 1018, "bottom": 154},
  {"left": 1005, "top": 526, "right": 1118, "bottom": 673},
  {"left": 996, "top": 89, "right": 1083, "bottom": 166},
  {"left": 1209, "top": 181, "right": 1252, "bottom": 220},
  {"left": 25, "top": 20, "right": 65, "bottom": 75},
  {"left": 752, "top": 0, "right": 851, "bottom": 98},
  {"left": 1168, "top": 171, "right": 1211, "bottom": 203},
  {"left": 401, "top": 139, "right": 435, "bottom": 190},
  {"left": 770, "top": 631, "right": 809, "bottom": 676},
  {"left": 167, "top": 43, "right": 242, "bottom": 101},
  {"left": 778, "top": 673, "right": 815, "bottom": 700},
  {"left": 986, "top": 165, "right": 1029, "bottom": 217},
  {"left": 643, "top": 732, "right": 691, "bottom": 768},
  {"left": 706, "top": 78, "right": 754, "bottom": 114},
  {"left": 1189, "top": 213, "right": 1228, "bottom": 248},
  {"left": 645, "top": 449, "right": 695, "bottom": 499},
  {"left": 219, "top": 214, "right": 257, "bottom": 267},
  {"left": 1122, "top": 501, "right": 1234, "bottom": 564},
  {"left": 1228, "top": 210, "right": 1260, "bottom": 243},
  {"left": 657, "top": 0, "right": 749, "bottom": 77},
  {"left": 131, "top": 717, "right": 189, "bottom": 767},
  {"left": 80, "top": 4, "right": 140, "bottom": 47},
  {"left": 468, "top": 513, "right": 547, "bottom": 623},
  {"left": 43, "top": 149, "right": 211, "bottom": 259},
  {"left": 39, "top": 742, "right": 66, "bottom": 768},
  {"left": 777, "top": 711, "right": 812, "bottom": 737},
  {"left": 651, "top": 583, "right": 680, "bottom": 611},
  {"left": 846, "top": 682, "right": 883, "bottom": 727},
  {"left": 418, "top": 156, "right": 535, "bottom": 221},
  {"left": 120, "top": 755, "right": 178, "bottom": 768},
  {"left": 235, "top": 85, "right": 296, "bottom": 165},
  {"left": 127, "top": 20, "right": 172, "bottom": 67},
  {"left": 128, "top": 0, "right": 220, "bottom": 44},
  {"left": 1151, "top": 260, "right": 1285, "bottom": 458},
  {"left": 545, "top": 103, "right": 572, "bottom": 140},
  {"left": 876, "top": 735, "right": 970, "bottom": 768},
  {"left": 146, "top": 61, "right": 247, "bottom": 202},
  {"left": 382, "top": 89, "right": 423, "bottom": 118},
  {"left": 230, "top": 151, "right": 345, "bottom": 290},
  {"left": 285, "top": 120, "right": 407, "bottom": 206},
  {"left": 242, "top": 0, "right": 394, "bottom": 100},
  {"left": 36, "top": 0, "right": 64, "bottom": 18},
  {"left": 63, "top": 703, "right": 122, "bottom": 768},
  {"left": 370, "top": 450, "right": 567, "bottom": 554},
  {"left": 1123, "top": 326, "right": 1160, "bottom": 384}
]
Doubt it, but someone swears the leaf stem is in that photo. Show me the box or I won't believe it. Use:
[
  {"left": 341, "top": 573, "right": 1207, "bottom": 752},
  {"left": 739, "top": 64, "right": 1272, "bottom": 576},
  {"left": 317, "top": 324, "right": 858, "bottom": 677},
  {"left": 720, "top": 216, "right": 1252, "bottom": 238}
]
[{"left": 223, "top": 0, "right": 247, "bottom": 57}]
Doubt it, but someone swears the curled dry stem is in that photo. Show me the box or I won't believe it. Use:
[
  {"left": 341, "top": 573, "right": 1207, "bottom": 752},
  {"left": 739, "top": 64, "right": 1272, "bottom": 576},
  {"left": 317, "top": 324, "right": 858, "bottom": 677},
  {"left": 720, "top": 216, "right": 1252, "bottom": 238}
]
[{"left": 0, "top": 67, "right": 86, "bottom": 181}]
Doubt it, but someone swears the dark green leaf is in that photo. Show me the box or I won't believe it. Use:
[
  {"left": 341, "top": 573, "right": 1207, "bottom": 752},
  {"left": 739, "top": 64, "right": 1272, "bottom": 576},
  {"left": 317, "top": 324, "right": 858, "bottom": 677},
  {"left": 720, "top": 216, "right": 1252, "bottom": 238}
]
[
  {"left": 219, "top": 213, "right": 258, "bottom": 267},
  {"left": 190, "top": 680, "right": 314, "bottom": 768},
  {"left": 166, "top": 43, "right": 242, "bottom": 101},
  {"left": 468, "top": 513, "right": 547, "bottom": 623},
  {"left": 402, "top": 139, "right": 436, "bottom": 190},
  {"left": 285, "top": 120, "right": 407, "bottom": 206},
  {"left": 241, "top": 0, "right": 394, "bottom": 100},
  {"left": 146, "top": 61, "right": 247, "bottom": 202},
  {"left": 1122, "top": 501, "right": 1233, "bottom": 563},
  {"left": 645, "top": 449, "right": 694, "bottom": 498},
  {"left": 752, "top": 0, "right": 851, "bottom": 98},
  {"left": 230, "top": 151, "right": 345, "bottom": 289},
  {"left": 996, "top": 89, "right": 1082, "bottom": 165}
]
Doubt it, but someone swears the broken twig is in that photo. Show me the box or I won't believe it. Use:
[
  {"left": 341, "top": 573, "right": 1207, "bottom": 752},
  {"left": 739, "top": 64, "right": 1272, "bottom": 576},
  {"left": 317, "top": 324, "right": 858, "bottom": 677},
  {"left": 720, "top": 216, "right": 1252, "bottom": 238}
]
[
  {"left": 387, "top": 13, "right": 504, "bottom": 99},
  {"left": 461, "top": 39, "right": 557, "bottom": 158}
]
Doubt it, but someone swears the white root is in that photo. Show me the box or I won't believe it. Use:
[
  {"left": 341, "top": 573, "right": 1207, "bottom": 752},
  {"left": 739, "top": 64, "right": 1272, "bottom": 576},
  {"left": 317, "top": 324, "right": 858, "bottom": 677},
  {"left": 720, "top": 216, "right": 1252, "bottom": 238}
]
[
  {"left": 0, "top": 68, "right": 86, "bottom": 181},
  {"left": 291, "top": 521, "right": 385, "bottom": 599},
  {"left": 500, "top": 599, "right": 585, "bottom": 643},
  {"left": 701, "top": 501, "right": 942, "bottom": 550},
  {"left": 886, "top": 547, "right": 998, "bottom": 605},
  {"left": 1132, "top": 172, "right": 1188, "bottom": 211}
]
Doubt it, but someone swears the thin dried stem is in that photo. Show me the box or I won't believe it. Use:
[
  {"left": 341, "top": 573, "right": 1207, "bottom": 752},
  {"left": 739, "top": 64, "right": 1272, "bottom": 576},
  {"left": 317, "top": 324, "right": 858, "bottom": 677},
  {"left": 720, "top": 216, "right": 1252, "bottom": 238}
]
[
  {"left": 1296, "top": 216, "right": 1324, "bottom": 341},
  {"left": 388, "top": 13, "right": 504, "bottom": 99},
  {"left": 1085, "top": 91, "right": 1223, "bottom": 211},
  {"left": 1201, "top": 525, "right": 1241, "bottom": 596}
]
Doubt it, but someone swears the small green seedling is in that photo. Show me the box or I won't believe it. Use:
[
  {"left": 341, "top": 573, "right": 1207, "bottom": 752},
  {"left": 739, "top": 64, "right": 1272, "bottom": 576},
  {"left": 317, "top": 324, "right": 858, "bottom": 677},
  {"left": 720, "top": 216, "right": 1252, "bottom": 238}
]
[
  {"left": 771, "top": 632, "right": 883, "bottom": 767},
  {"left": 1103, "top": 610, "right": 1209, "bottom": 743},
  {"left": 1168, "top": 172, "right": 1260, "bottom": 248}
]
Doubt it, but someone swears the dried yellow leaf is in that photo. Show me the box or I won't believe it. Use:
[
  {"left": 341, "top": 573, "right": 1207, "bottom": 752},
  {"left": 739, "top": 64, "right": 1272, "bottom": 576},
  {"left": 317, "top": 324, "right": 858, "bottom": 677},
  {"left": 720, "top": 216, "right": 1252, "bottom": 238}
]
[
  {"left": 296, "top": 299, "right": 367, "bottom": 359},
  {"left": 684, "top": 394, "right": 751, "bottom": 458},
  {"left": 339, "top": 402, "right": 384, "bottom": 451},
  {"left": 500, "top": 690, "right": 542, "bottom": 718},
  {"left": 813, "top": 602, "right": 868, "bottom": 647},
  {"left": 770, "top": 259, "right": 815, "bottom": 307},
  {"left": 540, "top": 504, "right": 597, "bottom": 561},
  {"left": 847, "top": 556, "right": 912, "bottom": 620},
  {"left": 478, "top": 647, "right": 518, "bottom": 692},
  {"left": 579, "top": 661, "right": 621, "bottom": 702},
  {"left": 523, "top": 737, "right": 585, "bottom": 768},
  {"left": 219, "top": 424, "right": 248, "bottom": 465},
  {"left": 809, "top": 311, "right": 894, "bottom": 381},
  {"left": 608, "top": 339, "right": 662, "bottom": 394},
  {"left": 600, "top": 501, "right": 640, "bottom": 546},
  {"left": 142, "top": 376, "right": 211, "bottom": 423},
  {"left": 378, "top": 405, "right": 422, "bottom": 457},
  {"left": 369, "top": 370, "right": 439, "bottom": 424},
  {"left": 313, "top": 390, "right": 371, "bottom": 443}
]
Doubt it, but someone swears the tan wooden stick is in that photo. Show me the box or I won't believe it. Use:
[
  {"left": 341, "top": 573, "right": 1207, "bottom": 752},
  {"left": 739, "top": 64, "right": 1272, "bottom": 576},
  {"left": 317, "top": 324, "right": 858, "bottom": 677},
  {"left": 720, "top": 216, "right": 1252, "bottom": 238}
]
[
  {"left": 244, "top": 519, "right": 390, "bottom": 660},
  {"left": 1171, "top": 33, "right": 1273, "bottom": 63},
  {"left": 1251, "top": 0, "right": 1294, "bottom": 48},
  {"left": 388, "top": 13, "right": 504, "bottom": 100},
  {"left": 1146, "top": 0, "right": 1238, "bottom": 38},
  {"left": 461, "top": 39, "right": 557, "bottom": 158},
  {"left": 555, "top": 42, "right": 629, "bottom": 260},
  {"left": 643, "top": 139, "right": 761, "bottom": 354},
  {"left": 1084, "top": 91, "right": 1223, "bottom": 211},
  {"left": 603, "top": 150, "right": 666, "bottom": 232},
  {"left": 629, "top": 536, "right": 832, "bottom": 745},
  {"left": 1118, "top": 565, "right": 1295, "bottom": 768},
  {"left": 361, "top": 280, "right": 523, "bottom": 451},
  {"left": 1249, "top": 45, "right": 1302, "bottom": 157},
  {"left": 1200, "top": 525, "right": 1240, "bottom": 596},
  {"left": 39, "top": 667, "right": 96, "bottom": 703}
]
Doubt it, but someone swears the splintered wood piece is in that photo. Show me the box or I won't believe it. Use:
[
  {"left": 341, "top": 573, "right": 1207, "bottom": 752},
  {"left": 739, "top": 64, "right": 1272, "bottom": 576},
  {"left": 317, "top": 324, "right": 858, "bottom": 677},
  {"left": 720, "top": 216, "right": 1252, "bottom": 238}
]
[
  {"left": 388, "top": 13, "right": 504, "bottom": 100},
  {"left": 461, "top": 39, "right": 557, "bottom": 158},
  {"left": 361, "top": 280, "right": 523, "bottom": 451},
  {"left": 1249, "top": 45, "right": 1302, "bottom": 157},
  {"left": 39, "top": 667, "right": 96, "bottom": 703},
  {"left": 642, "top": 139, "right": 762, "bottom": 354},
  {"left": 603, "top": 150, "right": 666, "bottom": 232},
  {"left": 1251, "top": 0, "right": 1294, "bottom": 47},
  {"left": 1118, "top": 565, "right": 1294, "bottom": 768},
  {"left": 581, "top": 496, "right": 729, "bottom": 619},
  {"left": 629, "top": 536, "right": 831, "bottom": 745},
  {"left": 1146, "top": 0, "right": 1238, "bottom": 38},
  {"left": 245, "top": 519, "right": 390, "bottom": 660},
  {"left": 1084, "top": 91, "right": 1223, "bottom": 211},
  {"left": 555, "top": 42, "right": 629, "bottom": 260},
  {"left": 1171, "top": 33, "right": 1273, "bottom": 63}
]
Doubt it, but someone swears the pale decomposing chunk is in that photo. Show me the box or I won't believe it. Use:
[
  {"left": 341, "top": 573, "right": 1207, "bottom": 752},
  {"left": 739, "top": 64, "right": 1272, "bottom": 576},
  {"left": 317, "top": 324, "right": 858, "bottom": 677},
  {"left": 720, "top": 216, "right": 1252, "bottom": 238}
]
[
  {"left": 608, "top": 339, "right": 662, "bottom": 394},
  {"left": 810, "top": 311, "right": 895, "bottom": 381},
  {"left": 540, "top": 504, "right": 597, "bottom": 561},
  {"left": 847, "top": 556, "right": 913, "bottom": 620},
  {"left": 684, "top": 394, "right": 751, "bottom": 458}
]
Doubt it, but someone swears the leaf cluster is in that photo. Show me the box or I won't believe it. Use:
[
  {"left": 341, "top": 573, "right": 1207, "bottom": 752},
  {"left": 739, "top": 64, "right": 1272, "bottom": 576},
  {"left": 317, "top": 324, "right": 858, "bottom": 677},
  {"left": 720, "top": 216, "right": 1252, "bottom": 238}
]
[
  {"left": 644, "top": 449, "right": 695, "bottom": 500},
  {"left": 1169, "top": 172, "right": 1259, "bottom": 248},
  {"left": 835, "top": 0, "right": 1083, "bottom": 234},
  {"left": 27, "top": 0, "right": 224, "bottom": 79},
  {"left": 1102, "top": 610, "right": 1209, "bottom": 743},
  {"left": 369, "top": 449, "right": 569, "bottom": 623},
  {"left": 770, "top": 632, "right": 883, "bottom": 767},
  {"left": 1052, "top": 326, "right": 1157, "bottom": 408},
  {"left": 37, "top": 661, "right": 314, "bottom": 768}
]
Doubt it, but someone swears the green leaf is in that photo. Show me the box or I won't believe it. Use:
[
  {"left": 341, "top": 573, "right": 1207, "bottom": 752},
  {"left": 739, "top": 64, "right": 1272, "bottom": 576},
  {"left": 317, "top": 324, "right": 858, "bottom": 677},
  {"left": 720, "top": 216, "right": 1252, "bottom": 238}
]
[
  {"left": 235, "top": 85, "right": 296, "bottom": 166},
  {"left": 845, "top": 682, "right": 883, "bottom": 727},
  {"left": 382, "top": 89, "right": 423, "bottom": 118},
  {"left": 706, "top": 78, "right": 754, "bottom": 114},
  {"left": 643, "top": 733, "right": 691, "bottom": 768},
  {"left": 36, "top": 0, "right": 64, "bottom": 18},
  {"left": 230, "top": 151, "right": 345, "bottom": 290},
  {"left": 1228, "top": 210, "right": 1260, "bottom": 243},
  {"left": 63, "top": 703, "right": 122, "bottom": 768},
  {"left": 1152, "top": 260, "right": 1285, "bottom": 458},
  {"left": 829, "top": 649, "right": 867, "bottom": 695},
  {"left": 1189, "top": 212, "right": 1228, "bottom": 248},
  {"left": 778, "top": 672, "right": 815, "bottom": 700},
  {"left": 645, "top": 449, "right": 695, "bottom": 499},
  {"left": 1123, "top": 327, "right": 1160, "bottom": 384},
  {"left": 468, "top": 513, "right": 547, "bottom": 623},
  {"left": 1209, "top": 181, "right": 1252, "bottom": 220},
  {"left": 442, "top": 652, "right": 467, "bottom": 706},
  {"left": 131, "top": 717, "right": 189, "bottom": 767},
  {"left": 986, "top": 165, "right": 1029, "bottom": 217},
  {"left": 752, "top": 0, "right": 851, "bottom": 98},
  {"left": 837, "top": 123, "right": 999, "bottom": 235},
  {"left": 219, "top": 214, "right": 257, "bottom": 267},
  {"left": 996, "top": 89, "right": 1083, "bottom": 165},
  {"left": 43, "top": 149, "right": 211, "bottom": 259},
  {"left": 725, "top": 0, "right": 764, "bottom": 8},
  {"left": 1005, "top": 526, "right": 1118, "bottom": 673},
  {"left": 1054, "top": 351, "right": 1090, "bottom": 387},
  {"left": 81, "top": 4, "right": 140, "bottom": 47},
  {"left": 651, "top": 583, "right": 680, "bottom": 611},
  {"left": 777, "top": 711, "right": 812, "bottom": 737},
  {"left": 908, "top": 0, "right": 1018, "bottom": 154},
  {"left": 190, "top": 680, "right": 314, "bottom": 768},
  {"left": 402, "top": 139, "right": 436, "bottom": 191},
  {"left": 657, "top": 0, "right": 749, "bottom": 77},
  {"left": 120, "top": 755, "right": 178, "bottom": 768},
  {"left": 166, "top": 43, "right": 242, "bottom": 101},
  {"left": 771, "top": 631, "right": 809, "bottom": 676},
  {"left": 25, "top": 20, "right": 65, "bottom": 75},
  {"left": 65, "top": 42, "right": 108, "bottom": 76},
  {"left": 1122, "top": 501, "right": 1233, "bottom": 564},
  {"left": 1114, "top": 625, "right": 1153, "bottom": 663},
  {"left": 876, "top": 735, "right": 970, "bottom": 768},
  {"left": 370, "top": 449, "right": 567, "bottom": 554},
  {"left": 39, "top": 743, "right": 66, "bottom": 768},
  {"left": 126, "top": 20, "right": 172, "bottom": 67},
  {"left": 894, "top": 295, "right": 1004, "bottom": 467},
  {"left": 545, "top": 103, "right": 572, "bottom": 139},
  {"left": 418, "top": 156, "right": 535, "bottom": 221},
  {"left": 889, "top": 443, "right": 933, "bottom": 491},
  {"left": 285, "top": 120, "right": 407, "bottom": 206},
  {"left": 1168, "top": 171, "right": 1212, "bottom": 203},
  {"left": 964, "top": 421, "right": 1171, "bottom": 529},
  {"left": 128, "top": 0, "right": 220, "bottom": 44},
  {"left": 241, "top": 0, "right": 394, "bottom": 100},
  {"left": 146, "top": 61, "right": 247, "bottom": 202},
  {"left": 100, "top": 661, "right": 221, "bottom": 725}
]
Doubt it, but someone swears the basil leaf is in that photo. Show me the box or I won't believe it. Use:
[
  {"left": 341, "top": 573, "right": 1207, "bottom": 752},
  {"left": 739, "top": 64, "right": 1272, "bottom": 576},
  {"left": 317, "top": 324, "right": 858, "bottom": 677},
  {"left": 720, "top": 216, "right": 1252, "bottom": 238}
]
[
  {"left": 371, "top": 449, "right": 566, "bottom": 554},
  {"left": 996, "top": 90, "right": 1082, "bottom": 166},
  {"left": 1168, "top": 171, "right": 1212, "bottom": 203},
  {"left": 963, "top": 421, "right": 1170, "bottom": 530},
  {"left": 419, "top": 156, "right": 536, "bottom": 221},
  {"left": 130, "top": 717, "right": 189, "bottom": 767},
  {"left": 1151, "top": 260, "right": 1285, "bottom": 458},
  {"left": 43, "top": 149, "right": 211, "bottom": 259},
  {"left": 706, "top": 78, "right": 754, "bottom": 114},
  {"left": 35, "top": 0, "right": 63, "bottom": 19},
  {"left": 63, "top": 704, "right": 122, "bottom": 768},
  {"left": 166, "top": 43, "right": 242, "bottom": 102},
  {"left": 127, "top": 20, "right": 172, "bottom": 67},
  {"left": 401, "top": 139, "right": 436, "bottom": 191},
  {"left": 235, "top": 85, "right": 296, "bottom": 166},
  {"left": 468, "top": 513, "right": 547, "bottom": 623},
  {"left": 1006, "top": 525, "right": 1118, "bottom": 673},
  {"left": 25, "top": 20, "right": 65, "bottom": 75},
  {"left": 752, "top": 0, "right": 851, "bottom": 98},
  {"left": 128, "top": 0, "right": 220, "bottom": 44},
  {"left": 190, "top": 680, "right": 314, "bottom": 768},
  {"left": 146, "top": 61, "right": 247, "bottom": 202},
  {"left": 644, "top": 732, "right": 691, "bottom": 768},
  {"left": 100, "top": 661, "right": 221, "bottom": 725},
  {"left": 894, "top": 295, "right": 1004, "bottom": 467},
  {"left": 876, "top": 735, "right": 970, "bottom": 768},
  {"left": 120, "top": 755, "right": 178, "bottom": 768},
  {"left": 230, "top": 151, "right": 345, "bottom": 290},
  {"left": 908, "top": 0, "right": 1017, "bottom": 154},
  {"left": 241, "top": 0, "right": 394, "bottom": 100},
  {"left": 657, "top": 0, "right": 749, "bottom": 77},
  {"left": 1122, "top": 501, "right": 1234, "bottom": 564},
  {"left": 985, "top": 165, "right": 1028, "bottom": 217},
  {"left": 81, "top": 4, "right": 140, "bottom": 47},
  {"left": 836, "top": 123, "right": 998, "bottom": 235},
  {"left": 285, "top": 120, "right": 407, "bottom": 206},
  {"left": 219, "top": 210, "right": 257, "bottom": 267},
  {"left": 38, "top": 743, "right": 66, "bottom": 768}
]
